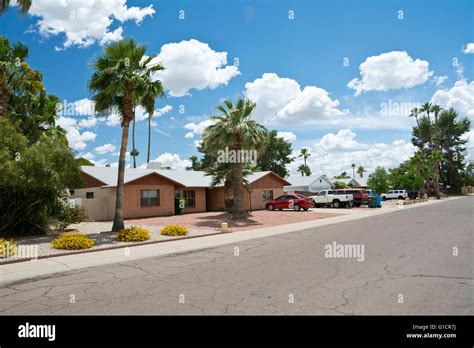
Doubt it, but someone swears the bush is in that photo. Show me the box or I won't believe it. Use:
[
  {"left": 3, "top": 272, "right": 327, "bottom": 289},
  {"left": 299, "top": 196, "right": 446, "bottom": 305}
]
[
  {"left": 117, "top": 226, "right": 151, "bottom": 242},
  {"left": 51, "top": 232, "right": 94, "bottom": 250},
  {"left": 0, "top": 238, "right": 18, "bottom": 258},
  {"left": 160, "top": 225, "right": 189, "bottom": 237},
  {"left": 56, "top": 206, "right": 89, "bottom": 230}
]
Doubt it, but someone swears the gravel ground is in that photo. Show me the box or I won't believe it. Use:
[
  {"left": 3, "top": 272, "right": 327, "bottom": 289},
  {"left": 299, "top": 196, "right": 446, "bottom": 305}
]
[
  {"left": 1, "top": 209, "right": 341, "bottom": 263},
  {"left": 0, "top": 223, "right": 215, "bottom": 263}
]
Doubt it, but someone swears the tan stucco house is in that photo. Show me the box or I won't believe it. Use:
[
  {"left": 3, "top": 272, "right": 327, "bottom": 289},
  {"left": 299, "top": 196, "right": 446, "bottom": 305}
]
[{"left": 71, "top": 164, "right": 290, "bottom": 221}]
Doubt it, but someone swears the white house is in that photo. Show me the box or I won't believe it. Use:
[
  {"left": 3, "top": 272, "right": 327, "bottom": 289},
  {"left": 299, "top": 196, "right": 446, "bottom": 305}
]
[{"left": 284, "top": 175, "right": 332, "bottom": 194}]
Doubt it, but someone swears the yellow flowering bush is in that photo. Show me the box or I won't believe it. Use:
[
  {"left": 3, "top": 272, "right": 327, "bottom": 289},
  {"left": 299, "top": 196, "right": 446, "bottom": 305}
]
[
  {"left": 160, "top": 225, "right": 189, "bottom": 237},
  {"left": 116, "top": 226, "right": 151, "bottom": 242},
  {"left": 51, "top": 232, "right": 94, "bottom": 250},
  {"left": 0, "top": 238, "right": 18, "bottom": 258}
]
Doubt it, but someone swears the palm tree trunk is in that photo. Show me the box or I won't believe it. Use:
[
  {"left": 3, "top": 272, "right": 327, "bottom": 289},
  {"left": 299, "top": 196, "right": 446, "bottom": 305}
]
[
  {"left": 232, "top": 161, "right": 246, "bottom": 219},
  {"left": 0, "top": 79, "right": 9, "bottom": 118},
  {"left": 111, "top": 120, "right": 130, "bottom": 232},
  {"left": 132, "top": 118, "right": 137, "bottom": 168},
  {"left": 147, "top": 115, "right": 151, "bottom": 163}
]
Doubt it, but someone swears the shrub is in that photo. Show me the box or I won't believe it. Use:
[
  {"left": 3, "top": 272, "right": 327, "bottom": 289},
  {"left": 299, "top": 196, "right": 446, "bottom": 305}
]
[
  {"left": 116, "top": 226, "right": 151, "bottom": 242},
  {"left": 51, "top": 232, "right": 94, "bottom": 250},
  {"left": 0, "top": 238, "right": 18, "bottom": 258},
  {"left": 56, "top": 206, "right": 89, "bottom": 231},
  {"left": 160, "top": 225, "right": 189, "bottom": 237}
]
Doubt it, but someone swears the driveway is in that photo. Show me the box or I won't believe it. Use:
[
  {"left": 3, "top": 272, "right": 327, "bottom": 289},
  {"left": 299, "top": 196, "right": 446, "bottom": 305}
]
[
  {"left": 126, "top": 209, "right": 342, "bottom": 232},
  {"left": 0, "top": 197, "right": 471, "bottom": 315}
]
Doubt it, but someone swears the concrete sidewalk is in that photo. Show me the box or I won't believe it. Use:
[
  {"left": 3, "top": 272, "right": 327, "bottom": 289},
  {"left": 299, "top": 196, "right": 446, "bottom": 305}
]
[{"left": 0, "top": 197, "right": 461, "bottom": 285}]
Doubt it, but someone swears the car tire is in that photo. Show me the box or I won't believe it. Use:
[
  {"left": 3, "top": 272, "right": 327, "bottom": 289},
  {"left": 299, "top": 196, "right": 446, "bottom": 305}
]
[
  {"left": 398, "top": 196, "right": 404, "bottom": 200},
  {"left": 332, "top": 199, "right": 341, "bottom": 208},
  {"left": 293, "top": 204, "right": 301, "bottom": 211},
  {"left": 354, "top": 203, "right": 361, "bottom": 207},
  {"left": 268, "top": 204, "right": 274, "bottom": 211},
  {"left": 382, "top": 196, "right": 386, "bottom": 201},
  {"left": 303, "top": 208, "right": 309, "bottom": 211},
  {"left": 348, "top": 200, "right": 354, "bottom": 208}
]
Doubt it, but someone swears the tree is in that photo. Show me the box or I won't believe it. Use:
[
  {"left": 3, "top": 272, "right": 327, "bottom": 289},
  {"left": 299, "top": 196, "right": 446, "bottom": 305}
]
[
  {"left": 257, "top": 130, "right": 294, "bottom": 177},
  {"left": 0, "top": 0, "right": 31, "bottom": 15},
  {"left": 367, "top": 166, "right": 390, "bottom": 195},
  {"left": 333, "top": 180, "right": 347, "bottom": 189},
  {"left": 334, "top": 171, "right": 350, "bottom": 179},
  {"left": 299, "top": 148, "right": 311, "bottom": 168},
  {"left": 297, "top": 164, "right": 311, "bottom": 177},
  {"left": 139, "top": 74, "right": 165, "bottom": 163},
  {"left": 202, "top": 98, "right": 267, "bottom": 219},
  {"left": 89, "top": 38, "right": 162, "bottom": 231},
  {"left": 75, "top": 158, "right": 95, "bottom": 166},
  {"left": 351, "top": 163, "right": 356, "bottom": 178},
  {"left": 357, "top": 165, "right": 366, "bottom": 178},
  {"left": 186, "top": 156, "right": 201, "bottom": 171}
]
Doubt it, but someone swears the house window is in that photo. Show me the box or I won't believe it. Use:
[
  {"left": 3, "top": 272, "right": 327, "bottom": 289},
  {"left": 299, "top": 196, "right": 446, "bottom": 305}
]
[
  {"left": 262, "top": 190, "right": 273, "bottom": 201},
  {"left": 183, "top": 190, "right": 195, "bottom": 208},
  {"left": 69, "top": 189, "right": 75, "bottom": 195},
  {"left": 141, "top": 190, "right": 160, "bottom": 207},
  {"left": 86, "top": 192, "right": 94, "bottom": 199}
]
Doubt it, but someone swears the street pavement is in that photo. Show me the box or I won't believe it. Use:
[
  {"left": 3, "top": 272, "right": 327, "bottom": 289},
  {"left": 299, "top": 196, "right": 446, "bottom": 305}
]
[{"left": 0, "top": 197, "right": 472, "bottom": 315}]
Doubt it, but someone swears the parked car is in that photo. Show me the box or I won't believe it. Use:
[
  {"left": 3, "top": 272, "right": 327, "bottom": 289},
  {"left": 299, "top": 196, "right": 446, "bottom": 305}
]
[
  {"left": 310, "top": 190, "right": 354, "bottom": 208},
  {"left": 381, "top": 189, "right": 408, "bottom": 200},
  {"left": 334, "top": 189, "right": 369, "bottom": 207},
  {"left": 265, "top": 194, "right": 313, "bottom": 211},
  {"left": 365, "top": 189, "right": 375, "bottom": 197}
]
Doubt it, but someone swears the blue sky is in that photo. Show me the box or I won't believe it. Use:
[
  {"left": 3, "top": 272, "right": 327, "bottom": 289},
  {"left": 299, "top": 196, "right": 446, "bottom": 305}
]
[{"left": 1, "top": 0, "right": 473, "bottom": 176}]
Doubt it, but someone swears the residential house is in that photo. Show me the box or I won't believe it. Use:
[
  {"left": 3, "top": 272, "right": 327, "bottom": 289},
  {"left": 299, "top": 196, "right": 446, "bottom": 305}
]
[
  {"left": 284, "top": 175, "right": 332, "bottom": 195},
  {"left": 71, "top": 164, "right": 290, "bottom": 221}
]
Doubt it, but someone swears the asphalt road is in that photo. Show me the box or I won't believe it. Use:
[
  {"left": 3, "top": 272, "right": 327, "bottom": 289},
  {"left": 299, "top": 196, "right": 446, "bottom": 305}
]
[{"left": 1, "top": 197, "right": 473, "bottom": 315}]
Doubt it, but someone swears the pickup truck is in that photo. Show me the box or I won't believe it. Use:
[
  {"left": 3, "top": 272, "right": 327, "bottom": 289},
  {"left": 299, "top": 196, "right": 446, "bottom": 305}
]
[{"left": 310, "top": 190, "right": 354, "bottom": 208}]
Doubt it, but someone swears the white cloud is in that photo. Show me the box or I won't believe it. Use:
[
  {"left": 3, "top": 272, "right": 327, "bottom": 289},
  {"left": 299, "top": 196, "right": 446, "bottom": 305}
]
[
  {"left": 80, "top": 152, "right": 95, "bottom": 160},
  {"left": 56, "top": 116, "right": 77, "bottom": 129},
  {"left": 94, "top": 143, "right": 117, "bottom": 155},
  {"left": 347, "top": 51, "right": 433, "bottom": 96},
  {"left": 155, "top": 105, "right": 173, "bottom": 117},
  {"left": 79, "top": 117, "right": 97, "bottom": 128},
  {"left": 462, "top": 43, "right": 474, "bottom": 54},
  {"left": 152, "top": 39, "right": 240, "bottom": 97},
  {"left": 276, "top": 131, "right": 297, "bottom": 143},
  {"left": 316, "top": 129, "right": 363, "bottom": 151},
  {"left": 73, "top": 98, "right": 95, "bottom": 115},
  {"left": 431, "top": 80, "right": 474, "bottom": 120},
  {"left": 66, "top": 127, "right": 97, "bottom": 151},
  {"left": 244, "top": 73, "right": 348, "bottom": 125},
  {"left": 289, "top": 131, "right": 416, "bottom": 177},
  {"left": 29, "top": 0, "right": 155, "bottom": 49},
  {"left": 433, "top": 75, "right": 448, "bottom": 87},
  {"left": 184, "top": 119, "right": 216, "bottom": 138},
  {"left": 150, "top": 153, "right": 190, "bottom": 170},
  {"left": 105, "top": 104, "right": 173, "bottom": 126}
]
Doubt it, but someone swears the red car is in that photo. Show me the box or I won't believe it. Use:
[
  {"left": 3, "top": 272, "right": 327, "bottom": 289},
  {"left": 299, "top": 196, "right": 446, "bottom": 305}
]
[{"left": 265, "top": 194, "right": 312, "bottom": 211}]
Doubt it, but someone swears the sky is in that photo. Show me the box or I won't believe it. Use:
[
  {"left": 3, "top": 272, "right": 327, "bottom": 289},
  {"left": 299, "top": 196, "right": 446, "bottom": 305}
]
[{"left": 1, "top": 0, "right": 473, "bottom": 177}]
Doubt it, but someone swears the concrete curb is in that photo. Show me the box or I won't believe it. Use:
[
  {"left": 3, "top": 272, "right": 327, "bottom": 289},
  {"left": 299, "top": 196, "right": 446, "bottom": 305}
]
[{"left": 0, "top": 197, "right": 462, "bottom": 285}]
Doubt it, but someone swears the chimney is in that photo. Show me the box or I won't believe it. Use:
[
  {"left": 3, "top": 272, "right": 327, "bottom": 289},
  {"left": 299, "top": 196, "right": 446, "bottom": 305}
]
[{"left": 146, "top": 161, "right": 162, "bottom": 170}]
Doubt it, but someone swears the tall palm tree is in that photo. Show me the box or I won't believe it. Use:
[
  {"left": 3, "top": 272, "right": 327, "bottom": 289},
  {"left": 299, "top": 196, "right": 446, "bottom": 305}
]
[
  {"left": 421, "top": 102, "right": 441, "bottom": 198},
  {"left": 139, "top": 77, "right": 165, "bottom": 163},
  {"left": 299, "top": 148, "right": 311, "bottom": 167},
  {"left": 351, "top": 163, "right": 356, "bottom": 178},
  {"left": 0, "top": 0, "right": 31, "bottom": 14},
  {"left": 356, "top": 165, "right": 366, "bottom": 178},
  {"left": 297, "top": 164, "right": 311, "bottom": 177},
  {"left": 202, "top": 98, "right": 267, "bottom": 220},
  {"left": 409, "top": 107, "right": 421, "bottom": 129},
  {"left": 89, "top": 38, "right": 163, "bottom": 231}
]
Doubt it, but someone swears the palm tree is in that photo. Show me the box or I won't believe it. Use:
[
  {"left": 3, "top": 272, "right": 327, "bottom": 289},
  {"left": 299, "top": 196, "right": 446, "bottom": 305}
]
[
  {"left": 356, "top": 165, "right": 366, "bottom": 178},
  {"left": 89, "top": 38, "right": 163, "bottom": 231},
  {"left": 409, "top": 107, "right": 421, "bottom": 129},
  {"left": 0, "top": 37, "right": 30, "bottom": 118},
  {"left": 186, "top": 156, "right": 200, "bottom": 171},
  {"left": 299, "top": 148, "right": 311, "bottom": 167},
  {"left": 202, "top": 98, "right": 267, "bottom": 219},
  {"left": 139, "top": 75, "right": 165, "bottom": 163},
  {"left": 351, "top": 163, "right": 356, "bottom": 178},
  {"left": 0, "top": 0, "right": 31, "bottom": 14},
  {"left": 421, "top": 102, "right": 441, "bottom": 198},
  {"left": 297, "top": 164, "right": 310, "bottom": 177}
]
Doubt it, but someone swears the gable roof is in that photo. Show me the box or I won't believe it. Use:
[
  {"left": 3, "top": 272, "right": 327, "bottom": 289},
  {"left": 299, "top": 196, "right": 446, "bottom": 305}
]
[
  {"left": 286, "top": 175, "right": 331, "bottom": 187},
  {"left": 80, "top": 166, "right": 290, "bottom": 188}
]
